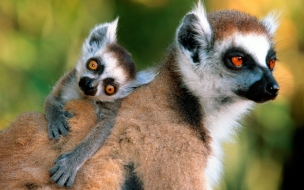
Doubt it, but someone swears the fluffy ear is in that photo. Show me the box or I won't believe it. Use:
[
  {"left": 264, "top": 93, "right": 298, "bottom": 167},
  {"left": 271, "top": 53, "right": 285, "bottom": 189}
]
[
  {"left": 261, "top": 11, "right": 281, "bottom": 37},
  {"left": 133, "top": 70, "right": 156, "bottom": 87},
  {"left": 82, "top": 18, "right": 118, "bottom": 54},
  {"left": 176, "top": 2, "right": 212, "bottom": 63},
  {"left": 116, "top": 70, "right": 156, "bottom": 99}
]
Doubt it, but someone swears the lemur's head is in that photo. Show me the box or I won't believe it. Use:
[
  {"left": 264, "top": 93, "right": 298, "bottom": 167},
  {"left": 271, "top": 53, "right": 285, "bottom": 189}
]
[
  {"left": 176, "top": 2, "right": 279, "bottom": 104},
  {"left": 76, "top": 19, "right": 154, "bottom": 102}
]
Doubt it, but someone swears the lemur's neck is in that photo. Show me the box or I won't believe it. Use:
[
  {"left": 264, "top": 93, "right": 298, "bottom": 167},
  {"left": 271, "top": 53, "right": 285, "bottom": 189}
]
[{"left": 155, "top": 46, "right": 210, "bottom": 144}]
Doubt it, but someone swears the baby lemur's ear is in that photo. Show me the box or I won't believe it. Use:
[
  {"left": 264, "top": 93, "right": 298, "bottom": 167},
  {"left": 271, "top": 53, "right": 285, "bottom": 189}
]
[
  {"left": 115, "top": 70, "right": 157, "bottom": 99},
  {"left": 82, "top": 18, "right": 118, "bottom": 55},
  {"left": 133, "top": 70, "right": 156, "bottom": 87},
  {"left": 176, "top": 2, "right": 212, "bottom": 64}
]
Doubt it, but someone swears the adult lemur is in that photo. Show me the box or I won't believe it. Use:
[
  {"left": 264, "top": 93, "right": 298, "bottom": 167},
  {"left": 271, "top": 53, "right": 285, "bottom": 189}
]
[{"left": 44, "top": 19, "right": 154, "bottom": 187}]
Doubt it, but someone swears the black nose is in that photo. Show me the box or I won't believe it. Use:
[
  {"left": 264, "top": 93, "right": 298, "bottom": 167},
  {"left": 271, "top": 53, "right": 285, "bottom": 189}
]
[
  {"left": 79, "top": 77, "right": 97, "bottom": 96},
  {"left": 237, "top": 75, "right": 279, "bottom": 103},
  {"left": 266, "top": 82, "right": 280, "bottom": 97}
]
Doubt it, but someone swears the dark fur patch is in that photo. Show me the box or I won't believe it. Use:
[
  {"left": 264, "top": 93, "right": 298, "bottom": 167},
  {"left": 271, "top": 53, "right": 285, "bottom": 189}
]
[
  {"left": 174, "top": 84, "right": 202, "bottom": 127},
  {"left": 223, "top": 47, "right": 257, "bottom": 71},
  {"left": 86, "top": 57, "right": 105, "bottom": 75},
  {"left": 164, "top": 49, "right": 208, "bottom": 142},
  {"left": 122, "top": 165, "right": 143, "bottom": 190},
  {"left": 25, "top": 183, "right": 39, "bottom": 190},
  {"left": 177, "top": 13, "right": 201, "bottom": 64},
  {"left": 89, "top": 27, "right": 107, "bottom": 47},
  {"left": 107, "top": 43, "right": 136, "bottom": 80}
]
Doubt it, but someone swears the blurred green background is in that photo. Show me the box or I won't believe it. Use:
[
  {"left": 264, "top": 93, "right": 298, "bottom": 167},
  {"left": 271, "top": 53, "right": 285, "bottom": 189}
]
[{"left": 0, "top": 0, "right": 303, "bottom": 189}]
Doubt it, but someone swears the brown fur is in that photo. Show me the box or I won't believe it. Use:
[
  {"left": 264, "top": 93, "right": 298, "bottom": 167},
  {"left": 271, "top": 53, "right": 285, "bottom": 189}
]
[
  {"left": 0, "top": 47, "right": 211, "bottom": 189},
  {"left": 208, "top": 10, "right": 269, "bottom": 40},
  {"left": 0, "top": 100, "right": 125, "bottom": 189}
]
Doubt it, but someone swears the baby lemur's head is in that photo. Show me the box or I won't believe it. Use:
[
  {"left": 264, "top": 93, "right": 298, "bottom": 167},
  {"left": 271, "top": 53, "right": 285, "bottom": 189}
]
[
  {"left": 76, "top": 19, "right": 153, "bottom": 102},
  {"left": 175, "top": 3, "right": 280, "bottom": 107}
]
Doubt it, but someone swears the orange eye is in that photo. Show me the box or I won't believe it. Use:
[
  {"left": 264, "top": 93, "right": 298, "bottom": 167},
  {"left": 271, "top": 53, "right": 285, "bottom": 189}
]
[
  {"left": 105, "top": 84, "right": 116, "bottom": 95},
  {"left": 231, "top": 56, "right": 243, "bottom": 67},
  {"left": 269, "top": 59, "right": 276, "bottom": 70},
  {"left": 88, "top": 60, "right": 98, "bottom": 70}
]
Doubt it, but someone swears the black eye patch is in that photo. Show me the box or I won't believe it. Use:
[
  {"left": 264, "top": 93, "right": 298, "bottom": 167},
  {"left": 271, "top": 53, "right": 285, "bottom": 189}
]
[
  {"left": 266, "top": 49, "right": 277, "bottom": 71},
  {"left": 103, "top": 78, "right": 118, "bottom": 96},
  {"left": 223, "top": 48, "right": 256, "bottom": 70},
  {"left": 86, "top": 57, "right": 104, "bottom": 75}
]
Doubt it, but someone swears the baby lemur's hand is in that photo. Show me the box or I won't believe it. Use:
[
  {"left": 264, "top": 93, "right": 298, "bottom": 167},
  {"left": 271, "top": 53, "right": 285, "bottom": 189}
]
[
  {"left": 48, "top": 110, "right": 73, "bottom": 139},
  {"left": 50, "top": 151, "right": 79, "bottom": 187}
]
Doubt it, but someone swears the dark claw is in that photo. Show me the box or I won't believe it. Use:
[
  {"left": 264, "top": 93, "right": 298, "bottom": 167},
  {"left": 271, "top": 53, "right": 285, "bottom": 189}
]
[
  {"left": 50, "top": 169, "right": 64, "bottom": 186},
  {"left": 66, "top": 174, "right": 76, "bottom": 187},
  {"left": 56, "top": 173, "right": 70, "bottom": 187},
  {"left": 64, "top": 111, "right": 73, "bottom": 118},
  {"left": 48, "top": 124, "right": 60, "bottom": 140}
]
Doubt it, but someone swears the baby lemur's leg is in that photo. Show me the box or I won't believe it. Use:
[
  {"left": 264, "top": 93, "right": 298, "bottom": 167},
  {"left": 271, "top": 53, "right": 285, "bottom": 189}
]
[
  {"left": 50, "top": 100, "right": 122, "bottom": 187},
  {"left": 45, "top": 69, "right": 77, "bottom": 139}
]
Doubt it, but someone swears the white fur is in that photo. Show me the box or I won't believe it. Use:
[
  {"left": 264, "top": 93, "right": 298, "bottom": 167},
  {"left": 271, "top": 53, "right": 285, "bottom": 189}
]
[
  {"left": 105, "top": 18, "right": 118, "bottom": 44},
  {"left": 81, "top": 19, "right": 118, "bottom": 59},
  {"left": 191, "top": 1, "right": 212, "bottom": 40},
  {"left": 175, "top": 1, "right": 212, "bottom": 55},
  {"left": 204, "top": 100, "right": 253, "bottom": 187},
  {"left": 261, "top": 11, "right": 280, "bottom": 36},
  {"left": 233, "top": 34, "right": 271, "bottom": 68},
  {"left": 101, "top": 52, "right": 127, "bottom": 85},
  {"left": 61, "top": 79, "right": 82, "bottom": 101}
]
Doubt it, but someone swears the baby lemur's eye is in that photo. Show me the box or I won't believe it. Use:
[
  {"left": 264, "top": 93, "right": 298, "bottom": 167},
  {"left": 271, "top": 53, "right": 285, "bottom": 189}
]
[
  {"left": 104, "top": 84, "right": 116, "bottom": 95},
  {"left": 88, "top": 60, "right": 99, "bottom": 70},
  {"left": 231, "top": 56, "right": 243, "bottom": 68},
  {"left": 268, "top": 59, "right": 276, "bottom": 70}
]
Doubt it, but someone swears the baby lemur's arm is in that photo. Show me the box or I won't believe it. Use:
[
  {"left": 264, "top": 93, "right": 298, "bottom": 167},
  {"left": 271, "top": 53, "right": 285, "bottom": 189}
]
[
  {"left": 50, "top": 100, "right": 121, "bottom": 187},
  {"left": 45, "top": 69, "right": 79, "bottom": 139}
]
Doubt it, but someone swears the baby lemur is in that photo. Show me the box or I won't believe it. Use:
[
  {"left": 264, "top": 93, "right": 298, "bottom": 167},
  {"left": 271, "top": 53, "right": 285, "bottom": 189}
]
[{"left": 44, "top": 19, "right": 154, "bottom": 187}]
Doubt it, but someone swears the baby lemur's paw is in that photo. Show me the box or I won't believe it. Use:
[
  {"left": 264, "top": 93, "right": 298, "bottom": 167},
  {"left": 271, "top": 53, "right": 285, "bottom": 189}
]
[
  {"left": 50, "top": 152, "right": 78, "bottom": 187},
  {"left": 48, "top": 111, "right": 73, "bottom": 139}
]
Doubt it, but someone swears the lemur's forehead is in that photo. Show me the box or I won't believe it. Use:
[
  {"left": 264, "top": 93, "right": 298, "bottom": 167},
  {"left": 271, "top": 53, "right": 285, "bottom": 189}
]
[
  {"left": 234, "top": 34, "right": 271, "bottom": 67},
  {"left": 98, "top": 50, "right": 129, "bottom": 83},
  {"left": 208, "top": 10, "right": 270, "bottom": 41},
  {"left": 105, "top": 44, "right": 136, "bottom": 80},
  {"left": 215, "top": 33, "right": 271, "bottom": 68}
]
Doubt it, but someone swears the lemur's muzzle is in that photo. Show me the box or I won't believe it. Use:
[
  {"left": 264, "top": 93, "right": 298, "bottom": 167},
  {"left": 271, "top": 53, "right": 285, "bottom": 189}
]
[
  {"left": 79, "top": 77, "right": 97, "bottom": 96},
  {"left": 239, "top": 73, "right": 279, "bottom": 103}
]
